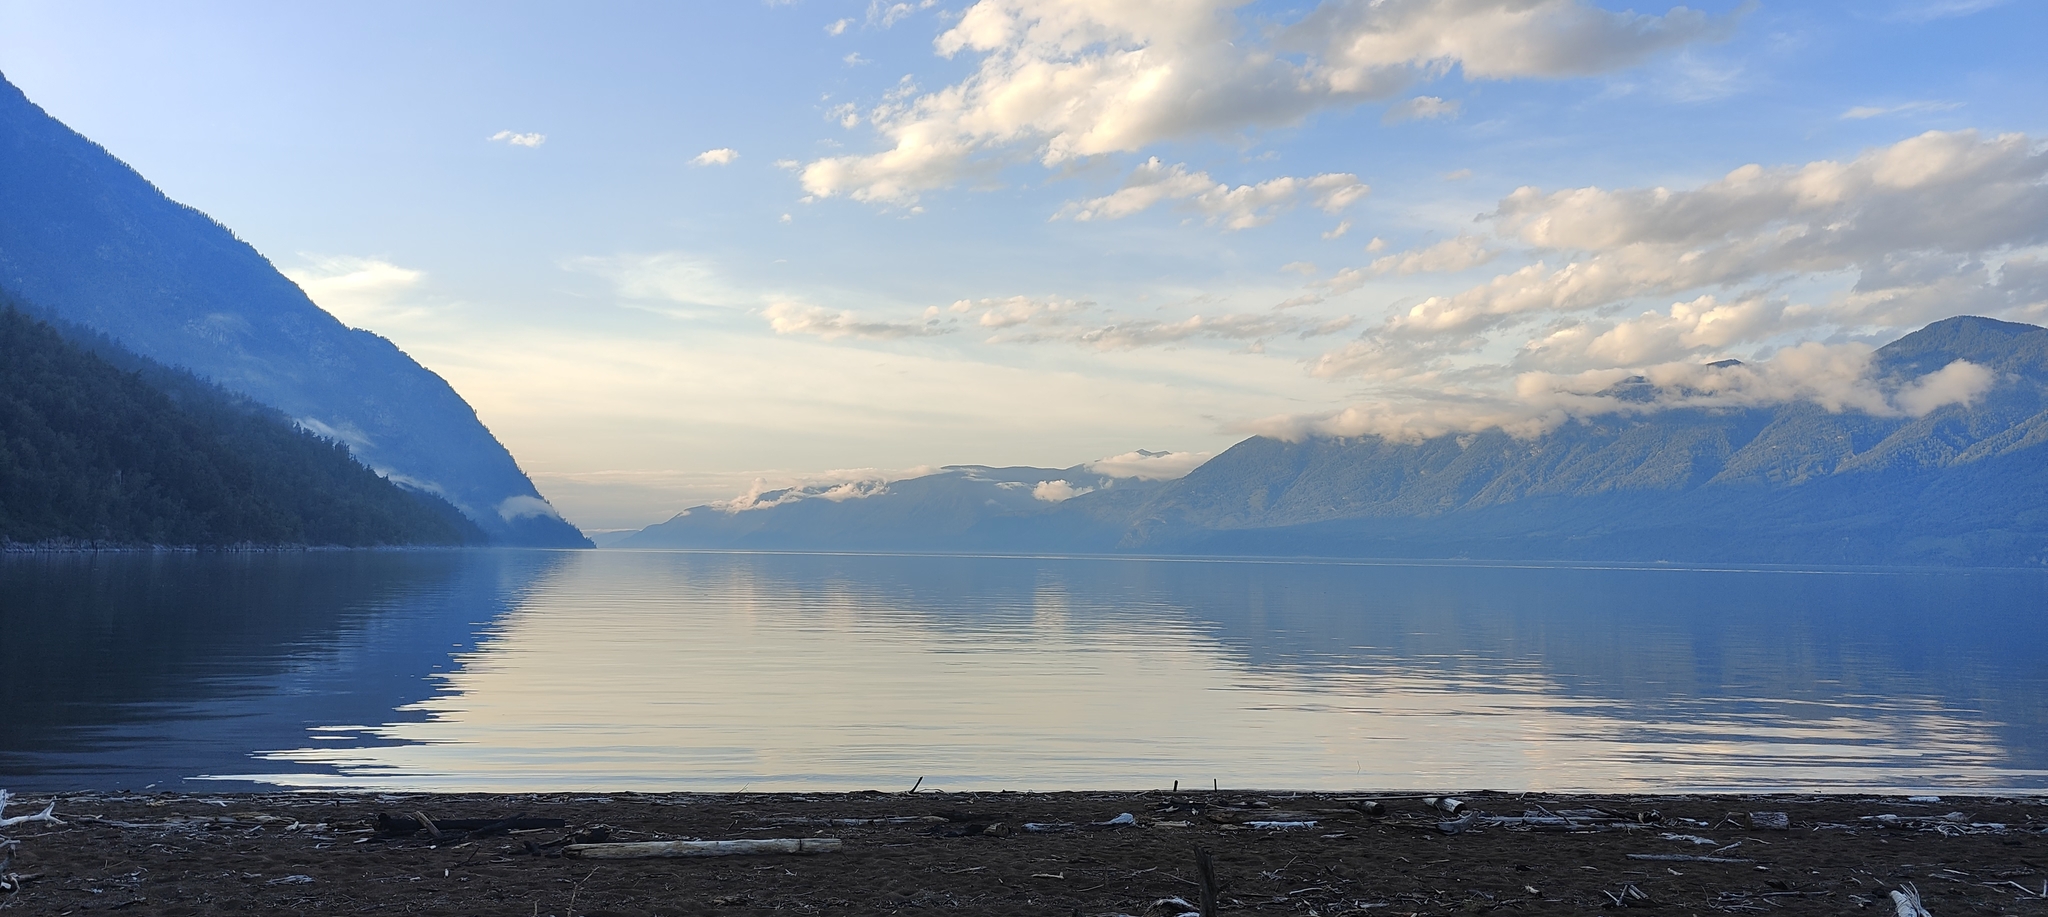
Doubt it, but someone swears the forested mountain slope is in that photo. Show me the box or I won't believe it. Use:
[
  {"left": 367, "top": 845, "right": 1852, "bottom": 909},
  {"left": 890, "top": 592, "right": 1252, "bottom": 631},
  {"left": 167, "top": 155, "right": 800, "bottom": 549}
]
[
  {"left": 0, "top": 306, "right": 484, "bottom": 547},
  {"left": 0, "top": 72, "right": 586, "bottom": 546}
]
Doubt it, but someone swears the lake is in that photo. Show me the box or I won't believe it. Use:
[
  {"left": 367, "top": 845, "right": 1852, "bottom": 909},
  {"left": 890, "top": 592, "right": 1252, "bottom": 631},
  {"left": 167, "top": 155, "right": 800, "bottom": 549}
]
[{"left": 2, "top": 549, "right": 2044, "bottom": 794}]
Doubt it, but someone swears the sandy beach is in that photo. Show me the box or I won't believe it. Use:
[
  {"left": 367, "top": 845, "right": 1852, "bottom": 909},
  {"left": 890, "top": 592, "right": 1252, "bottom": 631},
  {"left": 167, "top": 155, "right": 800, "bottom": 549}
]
[{"left": 1, "top": 790, "right": 2042, "bottom": 915}]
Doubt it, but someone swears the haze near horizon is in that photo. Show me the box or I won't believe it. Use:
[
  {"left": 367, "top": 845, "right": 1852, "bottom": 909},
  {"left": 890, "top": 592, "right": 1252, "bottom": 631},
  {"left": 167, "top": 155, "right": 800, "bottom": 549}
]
[{"left": 2, "top": 0, "right": 2042, "bottom": 533}]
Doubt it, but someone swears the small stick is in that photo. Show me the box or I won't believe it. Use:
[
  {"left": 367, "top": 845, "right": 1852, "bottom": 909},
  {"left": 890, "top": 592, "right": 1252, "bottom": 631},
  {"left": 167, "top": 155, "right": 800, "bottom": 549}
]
[
  {"left": 908, "top": 777, "right": 923, "bottom": 794},
  {"left": 1195, "top": 847, "right": 1219, "bottom": 917}
]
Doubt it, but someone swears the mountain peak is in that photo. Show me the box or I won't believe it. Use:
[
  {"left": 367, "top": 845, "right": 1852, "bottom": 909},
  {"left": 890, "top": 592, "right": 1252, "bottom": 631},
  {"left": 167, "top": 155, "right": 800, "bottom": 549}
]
[{"left": 1878, "top": 315, "right": 2048, "bottom": 378}]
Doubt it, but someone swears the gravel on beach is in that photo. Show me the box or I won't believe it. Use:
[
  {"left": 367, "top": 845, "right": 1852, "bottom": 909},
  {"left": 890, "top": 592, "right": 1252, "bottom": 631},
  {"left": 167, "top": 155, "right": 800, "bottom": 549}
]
[{"left": 1, "top": 790, "right": 2043, "bottom": 915}]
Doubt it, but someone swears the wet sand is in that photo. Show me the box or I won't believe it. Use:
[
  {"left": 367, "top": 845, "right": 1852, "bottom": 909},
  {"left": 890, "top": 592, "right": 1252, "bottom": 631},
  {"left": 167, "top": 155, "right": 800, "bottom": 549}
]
[{"left": 1, "top": 790, "right": 2043, "bottom": 915}]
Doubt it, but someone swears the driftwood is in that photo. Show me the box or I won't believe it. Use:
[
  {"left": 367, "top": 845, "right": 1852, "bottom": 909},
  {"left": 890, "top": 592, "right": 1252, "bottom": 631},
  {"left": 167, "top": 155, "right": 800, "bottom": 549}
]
[
  {"left": 1891, "top": 882, "right": 1934, "bottom": 917},
  {"left": 1627, "top": 853, "right": 1753, "bottom": 864},
  {"left": 564, "top": 838, "right": 843, "bottom": 859},
  {"left": 0, "top": 791, "right": 61, "bottom": 829}
]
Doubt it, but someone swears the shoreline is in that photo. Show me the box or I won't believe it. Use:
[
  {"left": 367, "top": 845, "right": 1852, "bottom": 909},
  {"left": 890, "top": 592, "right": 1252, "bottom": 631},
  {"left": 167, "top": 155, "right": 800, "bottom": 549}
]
[{"left": 3, "top": 790, "right": 2041, "bottom": 915}]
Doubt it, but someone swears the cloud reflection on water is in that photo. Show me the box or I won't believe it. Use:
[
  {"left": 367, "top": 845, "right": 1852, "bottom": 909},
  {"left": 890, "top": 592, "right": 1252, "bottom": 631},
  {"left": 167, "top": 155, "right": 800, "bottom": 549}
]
[{"left": 252, "top": 552, "right": 2048, "bottom": 792}]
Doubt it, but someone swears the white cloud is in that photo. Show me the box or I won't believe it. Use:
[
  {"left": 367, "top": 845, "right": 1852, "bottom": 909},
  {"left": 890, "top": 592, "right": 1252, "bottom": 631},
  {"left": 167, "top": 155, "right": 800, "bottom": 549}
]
[
  {"left": 1057, "top": 158, "right": 1367, "bottom": 230},
  {"left": 1373, "top": 130, "right": 2048, "bottom": 339},
  {"left": 1269, "top": 129, "right": 2047, "bottom": 448},
  {"left": 801, "top": 0, "right": 1742, "bottom": 204},
  {"left": 1032, "top": 479, "right": 1094, "bottom": 502},
  {"left": 283, "top": 256, "right": 426, "bottom": 327},
  {"left": 977, "top": 305, "right": 1355, "bottom": 350},
  {"left": 1893, "top": 359, "right": 1996, "bottom": 415},
  {"left": 714, "top": 469, "right": 918, "bottom": 513},
  {"left": 1383, "top": 95, "right": 1461, "bottom": 124},
  {"left": 489, "top": 130, "right": 546, "bottom": 148},
  {"left": 1085, "top": 449, "right": 1212, "bottom": 480},
  {"left": 826, "top": 17, "right": 853, "bottom": 35},
  {"left": 1256, "top": 345, "right": 2002, "bottom": 444},
  {"left": 1323, "top": 219, "right": 1354, "bottom": 240},
  {"left": 1841, "top": 100, "right": 1962, "bottom": 120},
  {"left": 1370, "top": 234, "right": 1497, "bottom": 275},
  {"left": 952, "top": 295, "right": 1092, "bottom": 328},
  {"left": 763, "top": 301, "right": 954, "bottom": 340},
  {"left": 692, "top": 147, "right": 740, "bottom": 166},
  {"left": 1518, "top": 293, "right": 1788, "bottom": 368},
  {"left": 497, "top": 495, "right": 565, "bottom": 521}
]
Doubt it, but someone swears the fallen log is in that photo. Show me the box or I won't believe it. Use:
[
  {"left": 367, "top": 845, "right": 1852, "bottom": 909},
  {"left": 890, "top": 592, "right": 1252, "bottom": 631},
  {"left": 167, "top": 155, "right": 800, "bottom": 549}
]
[{"left": 564, "top": 838, "right": 843, "bottom": 859}]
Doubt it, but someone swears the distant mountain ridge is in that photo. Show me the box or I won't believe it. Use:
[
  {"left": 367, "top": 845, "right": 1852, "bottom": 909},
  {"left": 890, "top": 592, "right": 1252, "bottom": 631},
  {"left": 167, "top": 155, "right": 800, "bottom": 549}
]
[
  {"left": 0, "top": 72, "right": 587, "bottom": 546},
  {"left": 622, "top": 317, "right": 2048, "bottom": 566},
  {"left": 620, "top": 462, "right": 1172, "bottom": 552}
]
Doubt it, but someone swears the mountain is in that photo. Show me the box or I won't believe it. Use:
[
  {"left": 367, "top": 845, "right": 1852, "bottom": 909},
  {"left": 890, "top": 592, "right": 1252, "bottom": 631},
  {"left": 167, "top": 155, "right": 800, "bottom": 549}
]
[
  {"left": 0, "top": 72, "right": 587, "bottom": 546},
  {"left": 1126, "top": 316, "right": 2048, "bottom": 565},
  {"left": 0, "top": 305, "right": 485, "bottom": 546},
  {"left": 620, "top": 317, "right": 2048, "bottom": 567},
  {"left": 619, "top": 463, "right": 1171, "bottom": 552}
]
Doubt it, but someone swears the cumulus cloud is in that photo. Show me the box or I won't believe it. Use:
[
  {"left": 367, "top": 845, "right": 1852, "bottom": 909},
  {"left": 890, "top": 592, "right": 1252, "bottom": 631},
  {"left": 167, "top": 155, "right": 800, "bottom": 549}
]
[
  {"left": 489, "top": 131, "right": 546, "bottom": 148},
  {"left": 1368, "top": 130, "right": 2048, "bottom": 339},
  {"left": 692, "top": 147, "right": 740, "bottom": 166},
  {"left": 764, "top": 301, "right": 954, "bottom": 340},
  {"left": 1032, "top": 479, "right": 1095, "bottom": 502},
  {"left": 801, "top": 0, "right": 1742, "bottom": 204},
  {"left": 1056, "top": 158, "right": 1367, "bottom": 229},
  {"left": 826, "top": 17, "right": 853, "bottom": 35},
  {"left": 1256, "top": 345, "right": 2001, "bottom": 444},
  {"left": 1370, "top": 235, "right": 1497, "bottom": 275},
  {"left": 1266, "top": 129, "right": 2048, "bottom": 447},
  {"left": 1085, "top": 449, "right": 1212, "bottom": 480}
]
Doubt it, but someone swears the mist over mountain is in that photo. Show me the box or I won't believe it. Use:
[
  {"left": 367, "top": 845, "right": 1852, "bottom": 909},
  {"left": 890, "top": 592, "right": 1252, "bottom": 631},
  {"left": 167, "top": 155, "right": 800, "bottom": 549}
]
[
  {"left": 0, "top": 73, "right": 587, "bottom": 547},
  {"left": 619, "top": 458, "right": 1179, "bottom": 552},
  {"left": 0, "top": 305, "right": 485, "bottom": 547},
  {"left": 622, "top": 317, "right": 2048, "bottom": 567}
]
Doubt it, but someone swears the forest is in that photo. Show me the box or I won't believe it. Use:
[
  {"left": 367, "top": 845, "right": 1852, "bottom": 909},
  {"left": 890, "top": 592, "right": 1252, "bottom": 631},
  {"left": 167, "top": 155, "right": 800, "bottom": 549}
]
[{"left": 0, "top": 300, "right": 485, "bottom": 547}]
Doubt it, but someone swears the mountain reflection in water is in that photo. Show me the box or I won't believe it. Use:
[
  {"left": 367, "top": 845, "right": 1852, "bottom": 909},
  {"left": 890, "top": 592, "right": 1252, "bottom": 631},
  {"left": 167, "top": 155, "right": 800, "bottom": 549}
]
[{"left": 4, "top": 550, "right": 2042, "bottom": 792}]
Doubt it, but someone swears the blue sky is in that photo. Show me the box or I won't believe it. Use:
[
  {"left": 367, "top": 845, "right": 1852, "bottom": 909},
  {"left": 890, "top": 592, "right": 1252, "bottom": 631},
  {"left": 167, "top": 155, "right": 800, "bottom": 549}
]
[{"left": 2, "top": 0, "right": 2043, "bottom": 531}]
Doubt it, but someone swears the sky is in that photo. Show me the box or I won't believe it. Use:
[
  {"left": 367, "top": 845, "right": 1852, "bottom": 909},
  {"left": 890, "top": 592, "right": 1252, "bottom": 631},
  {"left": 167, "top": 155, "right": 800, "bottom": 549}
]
[{"left": 1, "top": 0, "right": 2043, "bottom": 532}]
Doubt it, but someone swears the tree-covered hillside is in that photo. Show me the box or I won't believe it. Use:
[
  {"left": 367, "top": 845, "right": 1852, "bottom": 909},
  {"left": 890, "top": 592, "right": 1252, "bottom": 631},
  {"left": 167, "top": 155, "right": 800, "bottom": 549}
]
[{"left": 0, "top": 305, "right": 485, "bottom": 546}]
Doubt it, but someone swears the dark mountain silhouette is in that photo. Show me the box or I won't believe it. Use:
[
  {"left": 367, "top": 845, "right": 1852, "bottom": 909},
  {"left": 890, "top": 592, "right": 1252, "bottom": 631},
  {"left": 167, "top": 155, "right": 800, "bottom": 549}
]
[
  {"left": 0, "top": 305, "right": 485, "bottom": 546},
  {"left": 621, "top": 317, "right": 2048, "bottom": 567},
  {"left": 0, "top": 72, "right": 587, "bottom": 546}
]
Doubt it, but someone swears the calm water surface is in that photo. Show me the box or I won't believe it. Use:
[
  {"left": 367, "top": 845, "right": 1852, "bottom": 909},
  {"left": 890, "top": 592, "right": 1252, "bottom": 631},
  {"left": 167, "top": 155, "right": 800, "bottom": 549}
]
[{"left": 2, "top": 549, "right": 2043, "bottom": 793}]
